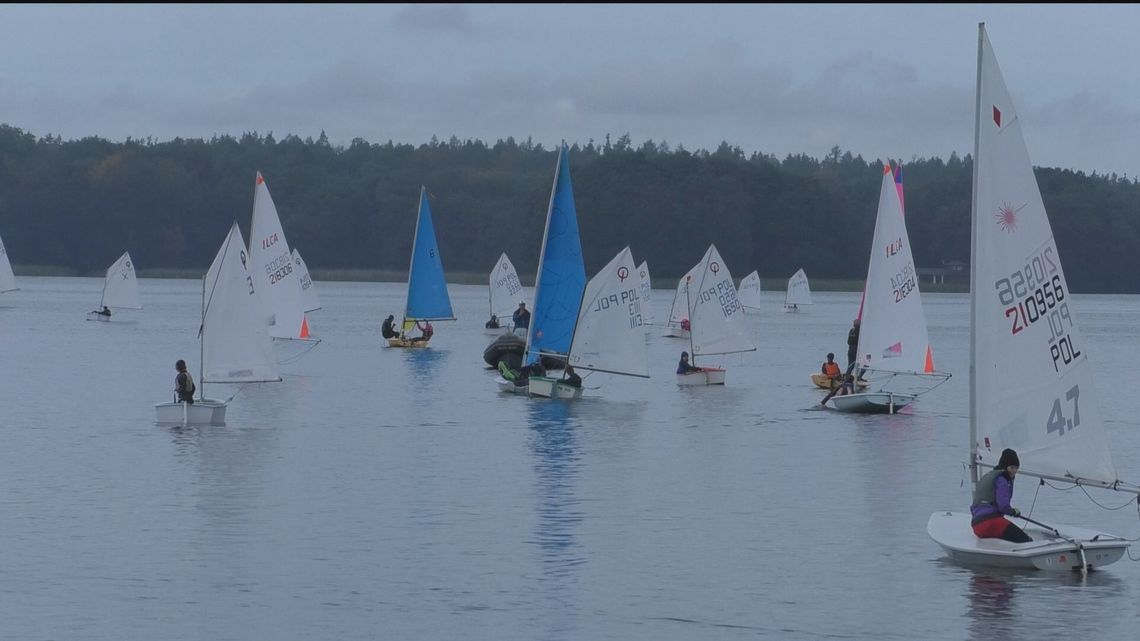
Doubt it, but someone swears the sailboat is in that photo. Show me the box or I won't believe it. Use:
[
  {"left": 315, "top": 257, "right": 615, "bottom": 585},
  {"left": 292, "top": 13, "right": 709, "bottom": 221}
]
[
  {"left": 824, "top": 165, "right": 948, "bottom": 413},
  {"left": 249, "top": 172, "right": 314, "bottom": 341},
  {"left": 292, "top": 248, "right": 321, "bottom": 313},
  {"left": 676, "top": 245, "right": 755, "bottom": 386},
  {"left": 738, "top": 270, "right": 762, "bottom": 312},
  {"left": 661, "top": 264, "right": 699, "bottom": 338},
  {"left": 487, "top": 252, "right": 524, "bottom": 334},
  {"left": 388, "top": 186, "right": 456, "bottom": 348},
  {"left": 528, "top": 247, "right": 649, "bottom": 399},
  {"left": 0, "top": 231, "right": 17, "bottom": 294},
  {"left": 154, "top": 222, "right": 281, "bottom": 426},
  {"left": 495, "top": 144, "right": 586, "bottom": 394},
  {"left": 86, "top": 251, "right": 142, "bottom": 321},
  {"left": 782, "top": 269, "right": 811, "bottom": 312},
  {"left": 927, "top": 23, "right": 1137, "bottom": 571},
  {"left": 637, "top": 261, "right": 654, "bottom": 329}
]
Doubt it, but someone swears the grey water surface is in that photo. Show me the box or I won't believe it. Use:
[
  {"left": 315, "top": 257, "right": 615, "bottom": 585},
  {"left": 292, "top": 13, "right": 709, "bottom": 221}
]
[{"left": 2, "top": 276, "right": 1138, "bottom": 640}]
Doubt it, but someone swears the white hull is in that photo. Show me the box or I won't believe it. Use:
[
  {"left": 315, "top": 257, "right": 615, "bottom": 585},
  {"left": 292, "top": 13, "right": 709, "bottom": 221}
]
[
  {"left": 781, "top": 305, "right": 806, "bottom": 313},
  {"left": 927, "top": 511, "right": 1129, "bottom": 571},
  {"left": 495, "top": 377, "right": 529, "bottom": 394},
  {"left": 828, "top": 391, "right": 914, "bottom": 414},
  {"left": 86, "top": 312, "right": 112, "bottom": 322},
  {"left": 154, "top": 399, "right": 227, "bottom": 426},
  {"left": 526, "top": 376, "right": 584, "bottom": 399},
  {"left": 676, "top": 368, "right": 726, "bottom": 386}
]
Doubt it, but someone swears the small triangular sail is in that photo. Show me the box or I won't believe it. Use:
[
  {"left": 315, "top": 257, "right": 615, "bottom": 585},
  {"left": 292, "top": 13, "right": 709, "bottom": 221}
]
[
  {"left": 637, "top": 261, "right": 654, "bottom": 326},
  {"left": 0, "top": 231, "right": 17, "bottom": 293},
  {"left": 856, "top": 166, "right": 933, "bottom": 375},
  {"left": 489, "top": 252, "right": 524, "bottom": 320},
  {"left": 402, "top": 186, "right": 455, "bottom": 330},
  {"left": 738, "top": 270, "right": 762, "bottom": 310},
  {"left": 688, "top": 245, "right": 755, "bottom": 358},
  {"left": 668, "top": 264, "right": 701, "bottom": 326},
  {"left": 202, "top": 223, "right": 281, "bottom": 384},
  {"left": 972, "top": 26, "right": 1119, "bottom": 487},
  {"left": 99, "top": 251, "right": 142, "bottom": 309},
  {"left": 525, "top": 144, "right": 586, "bottom": 365},
  {"left": 249, "top": 172, "right": 310, "bottom": 339},
  {"left": 292, "top": 249, "right": 321, "bottom": 312},
  {"left": 785, "top": 269, "right": 812, "bottom": 306},
  {"left": 568, "top": 247, "right": 649, "bottom": 377}
]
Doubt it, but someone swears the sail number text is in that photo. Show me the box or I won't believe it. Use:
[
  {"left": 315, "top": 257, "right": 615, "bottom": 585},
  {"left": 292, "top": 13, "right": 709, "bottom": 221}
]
[
  {"left": 890, "top": 261, "right": 917, "bottom": 303},
  {"left": 1046, "top": 384, "right": 1081, "bottom": 436},
  {"left": 996, "top": 247, "right": 1080, "bottom": 372},
  {"left": 495, "top": 272, "right": 523, "bottom": 297},
  {"left": 592, "top": 287, "right": 644, "bottom": 328},
  {"left": 696, "top": 279, "right": 740, "bottom": 318},
  {"left": 264, "top": 252, "right": 294, "bottom": 285}
]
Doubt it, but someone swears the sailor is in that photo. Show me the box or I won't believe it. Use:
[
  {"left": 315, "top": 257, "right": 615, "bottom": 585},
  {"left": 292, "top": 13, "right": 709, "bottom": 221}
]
[
  {"left": 174, "top": 359, "right": 196, "bottom": 404},
  {"left": 381, "top": 315, "right": 400, "bottom": 339},
  {"left": 512, "top": 302, "right": 531, "bottom": 331},
  {"left": 970, "top": 448, "right": 1031, "bottom": 543},
  {"left": 820, "top": 352, "right": 842, "bottom": 385}
]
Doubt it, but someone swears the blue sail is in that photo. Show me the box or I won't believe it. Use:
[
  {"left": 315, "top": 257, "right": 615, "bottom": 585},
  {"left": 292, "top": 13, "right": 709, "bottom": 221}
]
[
  {"left": 404, "top": 186, "right": 454, "bottom": 325},
  {"left": 525, "top": 144, "right": 586, "bottom": 365}
]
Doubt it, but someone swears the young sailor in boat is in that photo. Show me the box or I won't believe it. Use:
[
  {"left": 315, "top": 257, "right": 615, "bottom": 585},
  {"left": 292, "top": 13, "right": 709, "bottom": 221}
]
[
  {"left": 381, "top": 315, "right": 400, "bottom": 339},
  {"left": 174, "top": 359, "right": 195, "bottom": 404},
  {"left": 970, "top": 448, "right": 1031, "bottom": 543},
  {"left": 821, "top": 352, "right": 842, "bottom": 386},
  {"left": 409, "top": 320, "right": 434, "bottom": 344},
  {"left": 820, "top": 373, "right": 855, "bottom": 406},
  {"left": 485, "top": 314, "right": 500, "bottom": 329},
  {"left": 677, "top": 351, "right": 704, "bottom": 375},
  {"left": 846, "top": 318, "right": 860, "bottom": 368},
  {"left": 563, "top": 365, "right": 582, "bottom": 388},
  {"left": 512, "top": 302, "right": 531, "bottom": 332},
  {"left": 93, "top": 305, "right": 112, "bottom": 317}
]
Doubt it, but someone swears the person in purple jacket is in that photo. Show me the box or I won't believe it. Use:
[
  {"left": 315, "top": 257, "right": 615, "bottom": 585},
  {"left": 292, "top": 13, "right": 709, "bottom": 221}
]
[{"left": 970, "top": 448, "right": 1031, "bottom": 543}]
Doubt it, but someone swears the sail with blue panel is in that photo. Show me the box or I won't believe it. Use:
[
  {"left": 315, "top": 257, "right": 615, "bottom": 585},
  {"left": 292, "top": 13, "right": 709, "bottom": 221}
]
[
  {"left": 402, "top": 186, "right": 455, "bottom": 330},
  {"left": 525, "top": 144, "right": 586, "bottom": 366}
]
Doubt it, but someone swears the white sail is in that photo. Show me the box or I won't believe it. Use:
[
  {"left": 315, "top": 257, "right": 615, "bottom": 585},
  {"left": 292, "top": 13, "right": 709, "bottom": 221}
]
[
  {"left": 688, "top": 245, "right": 755, "bottom": 358},
  {"left": 202, "top": 223, "right": 281, "bottom": 384},
  {"left": 972, "top": 28, "right": 1116, "bottom": 485},
  {"left": 489, "top": 252, "right": 524, "bottom": 319},
  {"left": 668, "top": 264, "right": 700, "bottom": 326},
  {"left": 0, "top": 231, "right": 18, "bottom": 293},
  {"left": 637, "top": 261, "right": 654, "bottom": 325},
  {"left": 784, "top": 269, "right": 812, "bottom": 306},
  {"left": 292, "top": 249, "right": 321, "bottom": 313},
  {"left": 855, "top": 168, "right": 934, "bottom": 376},
  {"left": 99, "top": 251, "right": 142, "bottom": 309},
  {"left": 568, "top": 247, "right": 649, "bottom": 377},
  {"left": 249, "top": 172, "right": 310, "bottom": 339},
  {"left": 738, "top": 270, "right": 762, "bottom": 310}
]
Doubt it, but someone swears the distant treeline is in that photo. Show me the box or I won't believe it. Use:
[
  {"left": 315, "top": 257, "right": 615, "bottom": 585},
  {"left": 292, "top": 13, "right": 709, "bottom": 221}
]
[{"left": 2, "top": 124, "right": 1140, "bottom": 293}]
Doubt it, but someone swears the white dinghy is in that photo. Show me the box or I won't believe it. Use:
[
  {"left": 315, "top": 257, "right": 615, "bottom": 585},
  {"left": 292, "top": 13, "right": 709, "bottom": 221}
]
[
  {"left": 660, "top": 264, "right": 698, "bottom": 338},
  {"left": 637, "top": 260, "right": 654, "bottom": 332},
  {"left": 826, "top": 165, "right": 949, "bottom": 413},
  {"left": 87, "top": 251, "right": 142, "bottom": 321},
  {"left": 249, "top": 172, "right": 315, "bottom": 342},
  {"left": 927, "top": 24, "right": 1138, "bottom": 571},
  {"left": 676, "top": 245, "right": 755, "bottom": 386},
  {"left": 738, "top": 270, "right": 762, "bottom": 313},
  {"left": 154, "top": 223, "right": 281, "bottom": 426},
  {"left": 782, "top": 269, "right": 810, "bottom": 312},
  {"left": 486, "top": 252, "right": 524, "bottom": 335},
  {"left": 292, "top": 248, "right": 321, "bottom": 313}
]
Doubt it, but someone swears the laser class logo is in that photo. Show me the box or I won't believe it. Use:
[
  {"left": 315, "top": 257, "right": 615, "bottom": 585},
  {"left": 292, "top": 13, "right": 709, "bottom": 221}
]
[{"left": 995, "top": 202, "right": 1026, "bottom": 233}]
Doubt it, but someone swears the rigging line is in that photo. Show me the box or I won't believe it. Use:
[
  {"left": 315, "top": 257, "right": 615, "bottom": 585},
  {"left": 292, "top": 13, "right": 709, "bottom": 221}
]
[
  {"left": 1077, "top": 484, "right": 1140, "bottom": 511},
  {"left": 278, "top": 338, "right": 322, "bottom": 365}
]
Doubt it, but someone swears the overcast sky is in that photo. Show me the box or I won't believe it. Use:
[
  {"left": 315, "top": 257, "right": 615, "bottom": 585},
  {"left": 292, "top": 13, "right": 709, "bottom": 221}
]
[{"left": 3, "top": 4, "right": 1139, "bottom": 176}]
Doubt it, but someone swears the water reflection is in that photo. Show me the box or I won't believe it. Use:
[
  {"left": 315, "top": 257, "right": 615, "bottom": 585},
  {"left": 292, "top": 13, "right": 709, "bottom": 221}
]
[
  {"left": 526, "top": 400, "right": 584, "bottom": 640},
  {"left": 966, "top": 572, "right": 1018, "bottom": 640}
]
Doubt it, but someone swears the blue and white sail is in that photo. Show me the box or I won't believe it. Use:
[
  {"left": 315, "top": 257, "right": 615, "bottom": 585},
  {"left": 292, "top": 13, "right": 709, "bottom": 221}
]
[
  {"left": 401, "top": 186, "right": 455, "bottom": 331},
  {"left": 525, "top": 144, "right": 587, "bottom": 366}
]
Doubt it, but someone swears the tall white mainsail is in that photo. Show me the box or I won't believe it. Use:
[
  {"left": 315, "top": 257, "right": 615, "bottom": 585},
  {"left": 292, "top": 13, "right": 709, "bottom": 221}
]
[
  {"left": 738, "top": 270, "right": 762, "bottom": 310},
  {"left": 249, "top": 172, "right": 310, "bottom": 339},
  {"left": 667, "top": 264, "right": 700, "bottom": 328},
  {"left": 202, "top": 222, "right": 281, "bottom": 384},
  {"left": 637, "top": 261, "right": 654, "bottom": 325},
  {"left": 99, "top": 251, "right": 142, "bottom": 310},
  {"left": 0, "top": 231, "right": 18, "bottom": 293},
  {"left": 688, "top": 245, "right": 755, "bottom": 358},
  {"left": 292, "top": 248, "right": 321, "bottom": 313},
  {"left": 856, "top": 166, "right": 934, "bottom": 376},
  {"left": 971, "top": 27, "right": 1120, "bottom": 487},
  {"left": 489, "top": 252, "right": 524, "bottom": 321},
  {"left": 568, "top": 247, "right": 649, "bottom": 378},
  {"left": 784, "top": 269, "right": 812, "bottom": 307}
]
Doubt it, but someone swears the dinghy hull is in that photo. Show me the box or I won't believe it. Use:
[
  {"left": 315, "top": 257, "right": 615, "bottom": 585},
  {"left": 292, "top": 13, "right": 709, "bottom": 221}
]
[
  {"left": 810, "top": 373, "right": 870, "bottom": 390},
  {"left": 154, "top": 400, "right": 227, "bottom": 426},
  {"left": 387, "top": 337, "right": 430, "bottom": 348},
  {"left": 927, "top": 511, "right": 1129, "bottom": 571},
  {"left": 828, "top": 391, "right": 914, "bottom": 413},
  {"left": 526, "top": 376, "right": 583, "bottom": 399},
  {"left": 676, "top": 368, "right": 726, "bottom": 386}
]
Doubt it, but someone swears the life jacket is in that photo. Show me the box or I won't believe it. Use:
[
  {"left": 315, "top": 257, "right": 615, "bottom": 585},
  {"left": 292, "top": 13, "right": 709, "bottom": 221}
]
[{"left": 823, "top": 361, "right": 841, "bottom": 377}]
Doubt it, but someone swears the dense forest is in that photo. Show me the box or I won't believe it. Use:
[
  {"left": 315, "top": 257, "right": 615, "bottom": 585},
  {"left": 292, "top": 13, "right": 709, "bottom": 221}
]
[{"left": 2, "top": 123, "right": 1140, "bottom": 292}]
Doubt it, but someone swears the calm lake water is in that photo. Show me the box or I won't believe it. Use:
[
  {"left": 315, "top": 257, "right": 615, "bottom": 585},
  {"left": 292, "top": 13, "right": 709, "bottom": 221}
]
[{"left": 2, "top": 276, "right": 1139, "bottom": 640}]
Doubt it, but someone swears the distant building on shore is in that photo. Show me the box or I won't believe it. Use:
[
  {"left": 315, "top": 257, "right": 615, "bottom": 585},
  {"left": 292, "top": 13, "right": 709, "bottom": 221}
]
[{"left": 917, "top": 260, "right": 968, "bottom": 285}]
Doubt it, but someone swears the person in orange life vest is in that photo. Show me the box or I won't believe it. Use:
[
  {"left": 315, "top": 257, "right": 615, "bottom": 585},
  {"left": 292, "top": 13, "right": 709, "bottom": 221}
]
[{"left": 821, "top": 352, "right": 842, "bottom": 384}]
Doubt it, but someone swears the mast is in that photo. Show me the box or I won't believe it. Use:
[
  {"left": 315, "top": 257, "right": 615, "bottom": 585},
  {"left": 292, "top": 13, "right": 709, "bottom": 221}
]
[
  {"left": 969, "top": 23, "right": 984, "bottom": 487},
  {"left": 525, "top": 143, "right": 565, "bottom": 365},
  {"left": 198, "top": 270, "right": 206, "bottom": 401},
  {"left": 685, "top": 274, "right": 696, "bottom": 365},
  {"left": 403, "top": 186, "right": 426, "bottom": 329}
]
